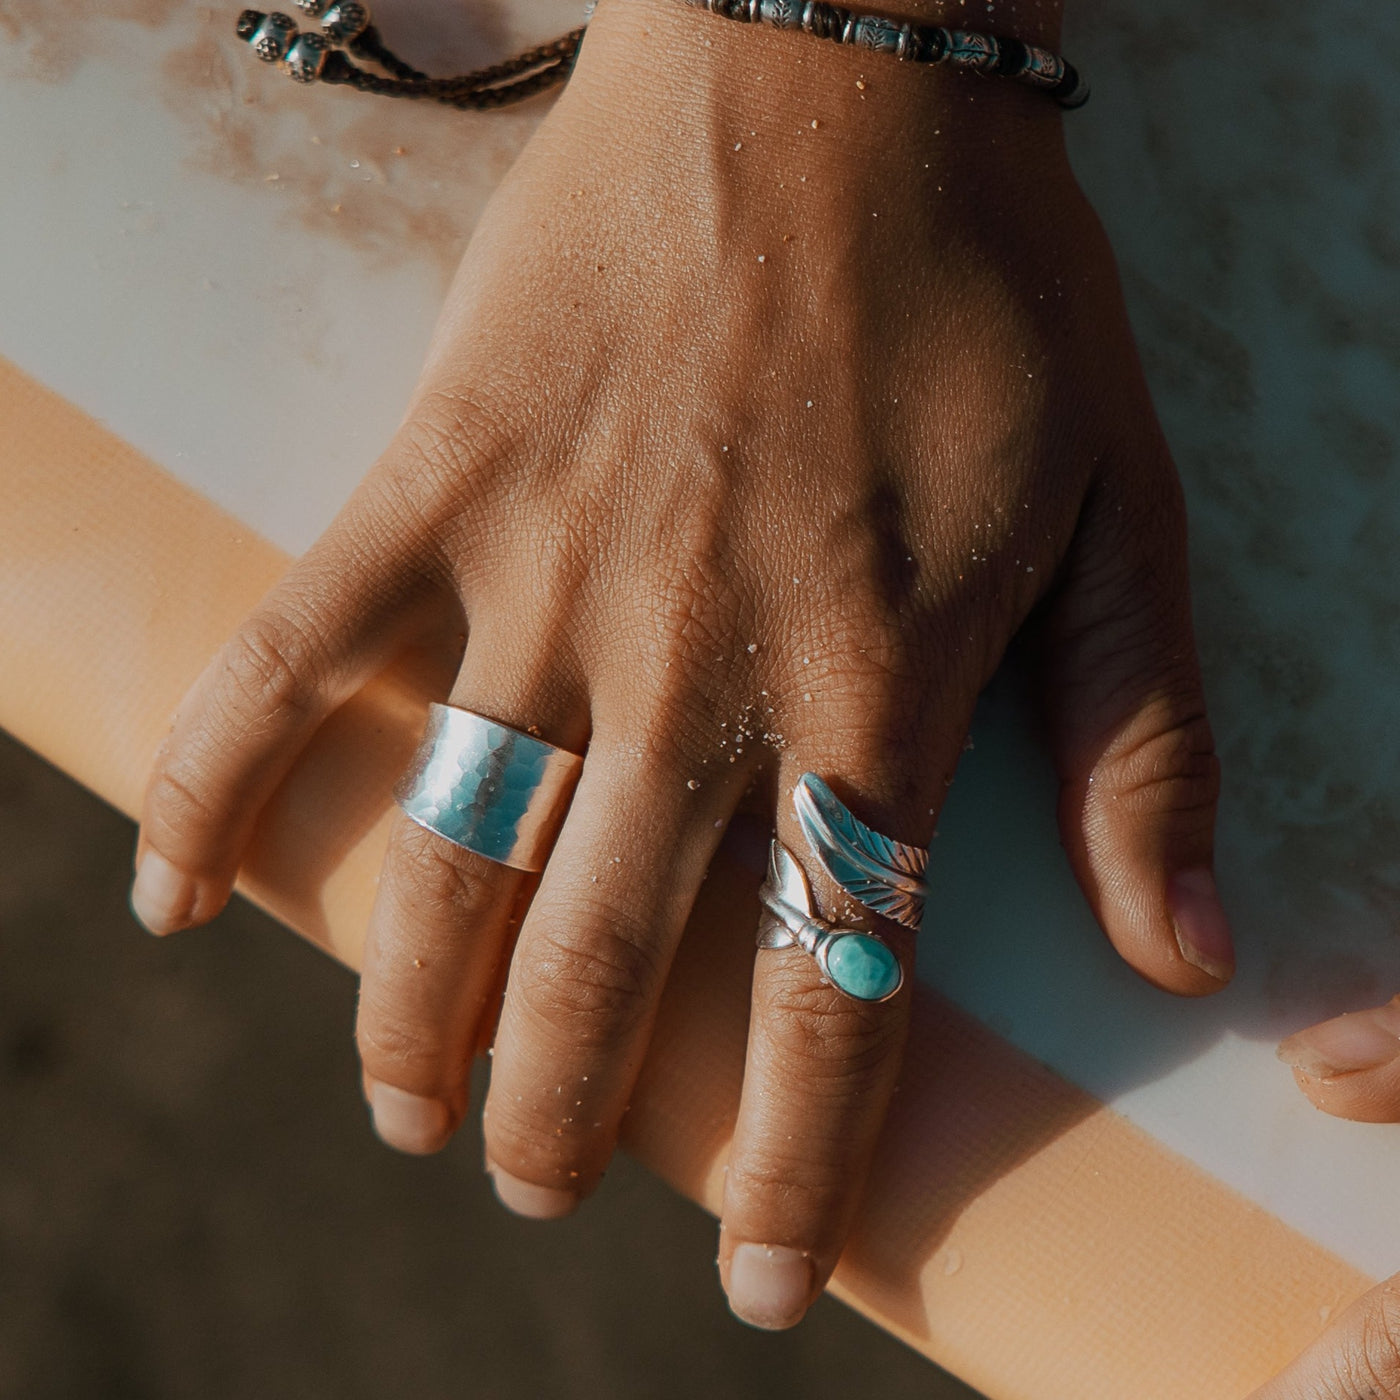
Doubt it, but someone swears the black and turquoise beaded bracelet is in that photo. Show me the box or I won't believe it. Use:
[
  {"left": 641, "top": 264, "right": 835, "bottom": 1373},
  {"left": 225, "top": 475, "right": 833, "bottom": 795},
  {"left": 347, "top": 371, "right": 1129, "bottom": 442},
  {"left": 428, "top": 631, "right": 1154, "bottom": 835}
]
[{"left": 683, "top": 0, "right": 1088, "bottom": 107}]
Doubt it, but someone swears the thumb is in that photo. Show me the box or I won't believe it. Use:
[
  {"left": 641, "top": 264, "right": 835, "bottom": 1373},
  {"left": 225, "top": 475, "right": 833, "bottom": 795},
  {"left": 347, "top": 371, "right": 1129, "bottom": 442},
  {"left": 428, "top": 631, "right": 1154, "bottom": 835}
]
[
  {"left": 1247, "top": 1273, "right": 1400, "bottom": 1399},
  {"left": 1276, "top": 996, "right": 1400, "bottom": 1123},
  {"left": 1042, "top": 460, "right": 1232, "bottom": 995}
]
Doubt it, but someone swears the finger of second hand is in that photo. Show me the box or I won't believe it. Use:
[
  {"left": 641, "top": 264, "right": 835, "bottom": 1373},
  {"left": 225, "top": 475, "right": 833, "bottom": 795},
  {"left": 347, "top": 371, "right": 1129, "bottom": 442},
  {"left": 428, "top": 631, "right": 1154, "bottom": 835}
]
[
  {"left": 482, "top": 726, "right": 745, "bottom": 1220},
  {"left": 719, "top": 927, "right": 912, "bottom": 1330}
]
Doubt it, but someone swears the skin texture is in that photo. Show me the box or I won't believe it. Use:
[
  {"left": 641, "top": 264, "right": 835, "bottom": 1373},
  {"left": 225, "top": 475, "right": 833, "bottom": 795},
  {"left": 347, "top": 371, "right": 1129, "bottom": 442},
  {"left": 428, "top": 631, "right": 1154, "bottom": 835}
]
[
  {"left": 1249, "top": 1279, "right": 1400, "bottom": 1400},
  {"left": 132, "top": 0, "right": 1233, "bottom": 1328}
]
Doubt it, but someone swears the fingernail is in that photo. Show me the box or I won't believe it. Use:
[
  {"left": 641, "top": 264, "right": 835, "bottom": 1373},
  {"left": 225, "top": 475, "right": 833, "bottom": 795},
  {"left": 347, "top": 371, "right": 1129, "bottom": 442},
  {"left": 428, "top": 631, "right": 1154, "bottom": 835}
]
[
  {"left": 1167, "top": 867, "right": 1235, "bottom": 982},
  {"left": 726, "top": 1243, "right": 813, "bottom": 1330},
  {"left": 1278, "top": 1001, "right": 1400, "bottom": 1079},
  {"left": 130, "top": 851, "right": 198, "bottom": 936},
  {"left": 484, "top": 1159, "right": 578, "bottom": 1220},
  {"left": 368, "top": 1082, "right": 451, "bottom": 1155}
]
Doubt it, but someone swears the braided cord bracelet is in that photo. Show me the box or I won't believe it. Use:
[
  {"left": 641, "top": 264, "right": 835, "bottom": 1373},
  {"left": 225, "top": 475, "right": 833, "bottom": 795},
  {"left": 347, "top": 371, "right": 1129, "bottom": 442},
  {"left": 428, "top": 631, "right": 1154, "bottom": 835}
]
[
  {"left": 236, "top": 0, "right": 1087, "bottom": 111},
  {"left": 237, "top": 5, "right": 585, "bottom": 108},
  {"left": 317, "top": 32, "right": 587, "bottom": 111}
]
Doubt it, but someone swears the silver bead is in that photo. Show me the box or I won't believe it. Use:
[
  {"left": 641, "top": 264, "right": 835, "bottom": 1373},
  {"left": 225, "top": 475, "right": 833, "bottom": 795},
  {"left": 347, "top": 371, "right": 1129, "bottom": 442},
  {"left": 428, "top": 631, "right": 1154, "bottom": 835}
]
[
  {"left": 284, "top": 30, "right": 330, "bottom": 81},
  {"left": 850, "top": 15, "right": 902, "bottom": 53},
  {"left": 321, "top": 1, "right": 369, "bottom": 41},
  {"left": 251, "top": 11, "right": 297, "bottom": 62},
  {"left": 293, "top": 0, "right": 327, "bottom": 15},
  {"left": 945, "top": 30, "right": 999, "bottom": 71},
  {"left": 1020, "top": 44, "right": 1066, "bottom": 88},
  {"left": 759, "top": 0, "right": 802, "bottom": 28}
]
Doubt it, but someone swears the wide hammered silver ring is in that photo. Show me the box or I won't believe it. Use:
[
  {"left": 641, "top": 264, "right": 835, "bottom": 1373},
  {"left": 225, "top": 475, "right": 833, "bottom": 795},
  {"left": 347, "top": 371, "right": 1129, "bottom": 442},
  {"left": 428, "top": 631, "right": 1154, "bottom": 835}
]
[{"left": 393, "top": 703, "right": 584, "bottom": 872}]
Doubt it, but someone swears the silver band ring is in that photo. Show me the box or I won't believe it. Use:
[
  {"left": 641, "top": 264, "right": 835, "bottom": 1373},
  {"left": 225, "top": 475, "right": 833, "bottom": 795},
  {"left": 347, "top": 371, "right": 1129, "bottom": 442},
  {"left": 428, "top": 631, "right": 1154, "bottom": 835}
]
[{"left": 393, "top": 703, "right": 584, "bottom": 871}]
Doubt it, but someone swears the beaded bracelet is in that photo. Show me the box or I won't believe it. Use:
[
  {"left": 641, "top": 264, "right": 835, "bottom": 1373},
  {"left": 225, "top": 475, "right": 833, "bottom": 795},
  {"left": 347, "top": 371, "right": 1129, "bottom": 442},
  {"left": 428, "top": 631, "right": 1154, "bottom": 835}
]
[
  {"left": 235, "top": 0, "right": 1086, "bottom": 112},
  {"left": 685, "top": 0, "right": 1088, "bottom": 108}
]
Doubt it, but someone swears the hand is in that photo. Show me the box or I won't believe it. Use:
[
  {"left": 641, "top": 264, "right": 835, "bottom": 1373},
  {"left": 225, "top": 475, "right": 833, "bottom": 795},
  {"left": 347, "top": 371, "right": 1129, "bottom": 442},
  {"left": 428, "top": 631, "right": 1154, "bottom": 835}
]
[{"left": 131, "top": 0, "right": 1230, "bottom": 1328}]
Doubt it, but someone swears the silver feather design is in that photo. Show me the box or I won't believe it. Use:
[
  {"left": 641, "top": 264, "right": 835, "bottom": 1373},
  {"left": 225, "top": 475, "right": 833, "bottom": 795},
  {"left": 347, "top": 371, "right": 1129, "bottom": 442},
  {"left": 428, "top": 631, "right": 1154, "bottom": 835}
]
[
  {"left": 757, "top": 841, "right": 820, "bottom": 950},
  {"left": 793, "top": 773, "right": 928, "bottom": 931}
]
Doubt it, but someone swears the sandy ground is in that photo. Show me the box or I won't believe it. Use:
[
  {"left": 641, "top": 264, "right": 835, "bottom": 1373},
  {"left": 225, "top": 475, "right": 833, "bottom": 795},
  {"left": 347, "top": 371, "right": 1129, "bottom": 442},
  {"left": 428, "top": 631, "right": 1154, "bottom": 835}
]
[{"left": 0, "top": 731, "right": 982, "bottom": 1400}]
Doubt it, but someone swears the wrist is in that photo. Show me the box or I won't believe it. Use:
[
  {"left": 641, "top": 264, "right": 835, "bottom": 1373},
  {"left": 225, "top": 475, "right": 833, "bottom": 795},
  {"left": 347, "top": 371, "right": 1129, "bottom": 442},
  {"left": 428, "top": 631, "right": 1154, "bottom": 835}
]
[
  {"left": 567, "top": 0, "right": 1073, "bottom": 189},
  {"left": 603, "top": 0, "right": 1066, "bottom": 48}
]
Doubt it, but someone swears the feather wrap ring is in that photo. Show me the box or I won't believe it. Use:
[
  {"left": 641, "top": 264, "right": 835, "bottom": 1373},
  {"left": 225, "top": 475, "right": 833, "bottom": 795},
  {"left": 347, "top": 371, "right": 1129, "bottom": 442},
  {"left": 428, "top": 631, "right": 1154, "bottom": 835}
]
[{"left": 757, "top": 773, "right": 929, "bottom": 1003}]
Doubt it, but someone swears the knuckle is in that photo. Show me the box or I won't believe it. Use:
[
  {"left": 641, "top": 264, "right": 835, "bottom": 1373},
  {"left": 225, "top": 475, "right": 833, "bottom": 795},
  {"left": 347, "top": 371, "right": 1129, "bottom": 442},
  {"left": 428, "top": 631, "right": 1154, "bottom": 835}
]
[
  {"left": 1317, "top": 1288, "right": 1400, "bottom": 1400},
  {"left": 1352, "top": 1289, "right": 1400, "bottom": 1399},
  {"left": 788, "top": 620, "right": 937, "bottom": 761},
  {"left": 618, "top": 566, "right": 745, "bottom": 717},
  {"left": 355, "top": 830, "right": 507, "bottom": 1084},
  {"left": 387, "top": 391, "right": 520, "bottom": 534},
  {"left": 758, "top": 977, "right": 904, "bottom": 1082},
  {"left": 725, "top": 1152, "right": 842, "bottom": 1221},
  {"left": 400, "top": 390, "right": 512, "bottom": 476},
  {"left": 514, "top": 919, "right": 663, "bottom": 1051},
  {"left": 355, "top": 1000, "right": 449, "bottom": 1080},
  {"left": 614, "top": 498, "right": 746, "bottom": 643},
  {"left": 218, "top": 610, "right": 323, "bottom": 730},
  {"left": 807, "top": 684, "right": 923, "bottom": 773},
  {"left": 627, "top": 690, "right": 720, "bottom": 771},
  {"left": 482, "top": 1113, "right": 598, "bottom": 1192},
  {"left": 1095, "top": 702, "right": 1220, "bottom": 821},
  {"left": 387, "top": 822, "right": 500, "bottom": 925},
  {"left": 142, "top": 760, "right": 226, "bottom": 858},
  {"left": 823, "top": 635, "right": 923, "bottom": 715}
]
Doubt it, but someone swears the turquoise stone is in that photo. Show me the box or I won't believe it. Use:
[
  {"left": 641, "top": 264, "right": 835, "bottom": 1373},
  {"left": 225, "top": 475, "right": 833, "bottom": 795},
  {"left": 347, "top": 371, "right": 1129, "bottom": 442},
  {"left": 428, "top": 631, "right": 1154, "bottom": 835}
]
[{"left": 825, "top": 933, "right": 901, "bottom": 1002}]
